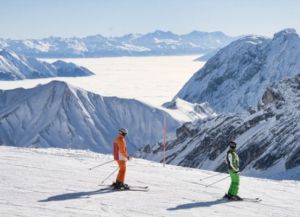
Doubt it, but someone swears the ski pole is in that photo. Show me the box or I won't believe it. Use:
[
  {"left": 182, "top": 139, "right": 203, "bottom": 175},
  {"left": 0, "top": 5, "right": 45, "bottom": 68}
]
[
  {"left": 89, "top": 160, "right": 114, "bottom": 170},
  {"left": 200, "top": 172, "right": 223, "bottom": 181},
  {"left": 100, "top": 167, "right": 119, "bottom": 184},
  {"left": 205, "top": 175, "right": 230, "bottom": 188}
]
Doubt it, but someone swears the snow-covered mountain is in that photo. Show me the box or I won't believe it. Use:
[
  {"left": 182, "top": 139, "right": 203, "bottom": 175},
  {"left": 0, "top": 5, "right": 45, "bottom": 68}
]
[
  {"left": 0, "top": 49, "right": 93, "bottom": 80},
  {"left": 137, "top": 74, "right": 300, "bottom": 179},
  {"left": 173, "top": 28, "right": 300, "bottom": 113},
  {"left": 162, "top": 98, "right": 217, "bottom": 122},
  {"left": 0, "top": 81, "right": 179, "bottom": 153},
  {"left": 1, "top": 146, "right": 300, "bottom": 217},
  {"left": 0, "top": 30, "right": 237, "bottom": 58}
]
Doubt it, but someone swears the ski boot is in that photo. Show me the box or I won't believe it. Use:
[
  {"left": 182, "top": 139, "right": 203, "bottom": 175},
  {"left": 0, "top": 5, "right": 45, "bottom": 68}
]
[
  {"left": 223, "top": 193, "right": 231, "bottom": 199},
  {"left": 111, "top": 181, "right": 122, "bottom": 189},
  {"left": 120, "top": 183, "right": 130, "bottom": 190},
  {"left": 229, "top": 195, "right": 243, "bottom": 201}
]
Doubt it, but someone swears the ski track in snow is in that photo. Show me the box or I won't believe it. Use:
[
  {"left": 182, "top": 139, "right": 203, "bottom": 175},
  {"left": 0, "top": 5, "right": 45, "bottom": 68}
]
[{"left": 1, "top": 146, "right": 300, "bottom": 217}]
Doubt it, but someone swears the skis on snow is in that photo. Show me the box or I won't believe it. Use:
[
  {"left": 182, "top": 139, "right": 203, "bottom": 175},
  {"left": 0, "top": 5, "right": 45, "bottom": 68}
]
[
  {"left": 98, "top": 184, "right": 149, "bottom": 191},
  {"left": 224, "top": 197, "right": 262, "bottom": 203},
  {"left": 240, "top": 197, "right": 262, "bottom": 202}
]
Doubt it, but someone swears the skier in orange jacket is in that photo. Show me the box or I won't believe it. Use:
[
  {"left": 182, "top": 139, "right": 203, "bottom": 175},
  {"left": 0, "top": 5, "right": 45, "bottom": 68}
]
[{"left": 112, "top": 128, "right": 131, "bottom": 189}]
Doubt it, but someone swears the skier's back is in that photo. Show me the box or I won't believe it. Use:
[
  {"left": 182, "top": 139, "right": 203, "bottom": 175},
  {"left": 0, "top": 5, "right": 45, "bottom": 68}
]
[
  {"left": 225, "top": 141, "right": 242, "bottom": 200},
  {"left": 112, "top": 128, "right": 131, "bottom": 189}
]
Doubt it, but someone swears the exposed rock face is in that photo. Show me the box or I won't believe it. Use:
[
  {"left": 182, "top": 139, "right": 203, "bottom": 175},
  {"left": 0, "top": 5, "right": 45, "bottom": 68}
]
[{"left": 137, "top": 74, "right": 300, "bottom": 179}]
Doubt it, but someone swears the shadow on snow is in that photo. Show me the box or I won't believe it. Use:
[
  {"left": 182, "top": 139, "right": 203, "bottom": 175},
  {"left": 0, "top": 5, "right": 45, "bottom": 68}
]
[
  {"left": 167, "top": 199, "right": 228, "bottom": 210},
  {"left": 38, "top": 187, "right": 117, "bottom": 202}
]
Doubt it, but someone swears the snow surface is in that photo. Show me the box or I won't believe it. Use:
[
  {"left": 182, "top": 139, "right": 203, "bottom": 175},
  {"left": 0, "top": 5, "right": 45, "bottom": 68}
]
[{"left": 1, "top": 146, "right": 300, "bottom": 217}]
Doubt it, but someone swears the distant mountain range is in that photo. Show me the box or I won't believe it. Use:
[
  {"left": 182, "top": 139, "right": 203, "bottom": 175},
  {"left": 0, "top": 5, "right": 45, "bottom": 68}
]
[
  {"left": 0, "top": 30, "right": 238, "bottom": 58},
  {"left": 0, "top": 81, "right": 180, "bottom": 153},
  {"left": 173, "top": 29, "right": 300, "bottom": 113},
  {"left": 0, "top": 49, "right": 93, "bottom": 80}
]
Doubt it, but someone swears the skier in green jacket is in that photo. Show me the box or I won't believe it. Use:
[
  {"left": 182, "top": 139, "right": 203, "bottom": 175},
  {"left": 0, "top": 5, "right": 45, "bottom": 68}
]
[{"left": 224, "top": 141, "right": 242, "bottom": 201}]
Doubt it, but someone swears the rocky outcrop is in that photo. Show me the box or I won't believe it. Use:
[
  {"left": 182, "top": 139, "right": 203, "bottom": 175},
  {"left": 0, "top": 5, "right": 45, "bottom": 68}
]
[
  {"left": 137, "top": 74, "right": 300, "bottom": 179},
  {"left": 173, "top": 29, "right": 300, "bottom": 113}
]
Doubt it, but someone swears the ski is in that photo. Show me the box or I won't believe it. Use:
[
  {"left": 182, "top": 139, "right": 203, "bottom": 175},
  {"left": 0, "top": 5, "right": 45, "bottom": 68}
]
[
  {"left": 222, "top": 194, "right": 262, "bottom": 203},
  {"left": 241, "top": 197, "right": 262, "bottom": 202},
  {"left": 98, "top": 184, "right": 149, "bottom": 189},
  {"left": 116, "top": 187, "right": 149, "bottom": 192},
  {"left": 127, "top": 185, "right": 149, "bottom": 189},
  {"left": 98, "top": 186, "right": 149, "bottom": 192},
  {"left": 98, "top": 184, "right": 149, "bottom": 191},
  {"left": 224, "top": 197, "right": 262, "bottom": 203}
]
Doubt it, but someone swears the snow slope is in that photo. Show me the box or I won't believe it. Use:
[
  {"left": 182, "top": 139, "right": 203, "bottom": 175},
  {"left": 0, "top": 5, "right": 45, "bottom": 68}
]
[
  {"left": 0, "top": 30, "right": 237, "bottom": 58},
  {"left": 0, "top": 146, "right": 299, "bottom": 217},
  {"left": 162, "top": 98, "right": 217, "bottom": 122},
  {"left": 174, "top": 28, "right": 300, "bottom": 112},
  {"left": 138, "top": 74, "right": 300, "bottom": 179},
  {"left": 0, "top": 81, "right": 179, "bottom": 153},
  {"left": 0, "top": 49, "right": 93, "bottom": 80}
]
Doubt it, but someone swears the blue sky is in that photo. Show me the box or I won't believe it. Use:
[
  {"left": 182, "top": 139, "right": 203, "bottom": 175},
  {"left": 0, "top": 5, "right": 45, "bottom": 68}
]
[{"left": 0, "top": 0, "right": 299, "bottom": 39}]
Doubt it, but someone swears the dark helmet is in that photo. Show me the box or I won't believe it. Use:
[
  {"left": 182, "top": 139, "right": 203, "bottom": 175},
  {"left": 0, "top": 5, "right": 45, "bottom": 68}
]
[
  {"left": 229, "top": 141, "right": 237, "bottom": 149},
  {"left": 119, "top": 128, "right": 128, "bottom": 136}
]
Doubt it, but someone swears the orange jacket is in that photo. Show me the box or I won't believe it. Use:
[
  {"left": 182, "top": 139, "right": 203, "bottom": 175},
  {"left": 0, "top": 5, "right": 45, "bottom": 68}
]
[{"left": 113, "top": 134, "right": 128, "bottom": 160}]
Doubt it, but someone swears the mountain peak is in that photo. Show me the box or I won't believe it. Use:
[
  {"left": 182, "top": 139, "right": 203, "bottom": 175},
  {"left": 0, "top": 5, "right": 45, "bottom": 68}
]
[
  {"left": 0, "top": 81, "right": 179, "bottom": 153},
  {"left": 174, "top": 28, "right": 300, "bottom": 113},
  {"left": 273, "top": 28, "right": 298, "bottom": 39},
  {"left": 0, "top": 49, "right": 93, "bottom": 80},
  {"left": 0, "top": 48, "right": 18, "bottom": 58}
]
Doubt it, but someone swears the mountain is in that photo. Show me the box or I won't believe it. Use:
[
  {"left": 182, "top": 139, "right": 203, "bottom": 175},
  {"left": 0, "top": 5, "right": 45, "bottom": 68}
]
[
  {"left": 0, "top": 49, "right": 93, "bottom": 80},
  {"left": 137, "top": 74, "right": 300, "bottom": 179},
  {"left": 173, "top": 28, "right": 300, "bottom": 113},
  {"left": 162, "top": 98, "right": 217, "bottom": 122},
  {"left": 0, "top": 30, "right": 237, "bottom": 58},
  {"left": 0, "top": 81, "right": 180, "bottom": 153},
  {"left": 194, "top": 49, "right": 220, "bottom": 61},
  {"left": 1, "top": 146, "right": 300, "bottom": 217}
]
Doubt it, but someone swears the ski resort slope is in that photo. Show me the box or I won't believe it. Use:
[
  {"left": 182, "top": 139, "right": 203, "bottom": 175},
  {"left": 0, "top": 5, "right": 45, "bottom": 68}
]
[{"left": 1, "top": 146, "right": 300, "bottom": 217}]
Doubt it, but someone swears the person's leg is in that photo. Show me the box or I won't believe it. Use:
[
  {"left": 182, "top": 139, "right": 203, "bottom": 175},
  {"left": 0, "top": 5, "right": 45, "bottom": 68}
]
[
  {"left": 228, "top": 170, "right": 240, "bottom": 196},
  {"left": 116, "top": 160, "right": 126, "bottom": 183}
]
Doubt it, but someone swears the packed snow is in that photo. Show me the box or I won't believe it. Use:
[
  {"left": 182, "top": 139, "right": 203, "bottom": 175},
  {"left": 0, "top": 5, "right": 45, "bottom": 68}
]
[{"left": 1, "top": 146, "right": 300, "bottom": 217}]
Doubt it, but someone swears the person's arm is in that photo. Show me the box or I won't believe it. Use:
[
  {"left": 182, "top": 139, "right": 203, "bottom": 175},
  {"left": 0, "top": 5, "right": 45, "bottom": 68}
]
[{"left": 228, "top": 153, "right": 239, "bottom": 172}]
